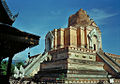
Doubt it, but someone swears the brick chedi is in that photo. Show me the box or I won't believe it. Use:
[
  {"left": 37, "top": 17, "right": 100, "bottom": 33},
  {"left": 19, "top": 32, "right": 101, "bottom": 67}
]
[
  {"left": 68, "top": 9, "right": 92, "bottom": 27},
  {"left": 45, "top": 9, "right": 102, "bottom": 51},
  {"left": 34, "top": 9, "right": 107, "bottom": 83},
  {"left": 34, "top": 9, "right": 120, "bottom": 84}
]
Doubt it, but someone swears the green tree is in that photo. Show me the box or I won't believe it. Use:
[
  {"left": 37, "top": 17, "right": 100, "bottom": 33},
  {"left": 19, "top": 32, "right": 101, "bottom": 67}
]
[
  {"left": 0, "top": 61, "right": 15, "bottom": 75},
  {"left": 0, "top": 61, "right": 24, "bottom": 76},
  {"left": 1, "top": 61, "right": 7, "bottom": 75}
]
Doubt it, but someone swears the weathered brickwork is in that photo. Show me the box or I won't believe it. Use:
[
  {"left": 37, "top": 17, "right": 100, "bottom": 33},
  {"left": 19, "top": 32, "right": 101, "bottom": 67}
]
[{"left": 32, "top": 9, "right": 120, "bottom": 84}]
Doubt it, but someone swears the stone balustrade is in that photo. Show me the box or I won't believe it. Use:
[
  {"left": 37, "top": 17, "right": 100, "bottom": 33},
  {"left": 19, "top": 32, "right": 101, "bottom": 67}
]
[
  {"left": 10, "top": 78, "right": 120, "bottom": 84},
  {"left": 49, "top": 46, "right": 96, "bottom": 55}
]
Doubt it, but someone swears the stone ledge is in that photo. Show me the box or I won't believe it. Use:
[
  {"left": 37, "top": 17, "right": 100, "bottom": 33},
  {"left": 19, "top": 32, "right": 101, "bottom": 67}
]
[{"left": 68, "top": 58, "right": 103, "bottom": 65}]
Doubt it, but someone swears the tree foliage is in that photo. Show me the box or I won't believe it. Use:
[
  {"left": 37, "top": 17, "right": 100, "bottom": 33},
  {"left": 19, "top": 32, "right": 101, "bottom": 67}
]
[
  {"left": 0, "top": 61, "right": 15, "bottom": 75},
  {"left": 0, "top": 61, "right": 24, "bottom": 76}
]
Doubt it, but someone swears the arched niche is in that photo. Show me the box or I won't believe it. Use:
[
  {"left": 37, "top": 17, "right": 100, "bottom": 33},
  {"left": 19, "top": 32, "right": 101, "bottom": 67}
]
[
  {"left": 45, "top": 31, "right": 54, "bottom": 52},
  {"left": 88, "top": 28, "right": 101, "bottom": 51}
]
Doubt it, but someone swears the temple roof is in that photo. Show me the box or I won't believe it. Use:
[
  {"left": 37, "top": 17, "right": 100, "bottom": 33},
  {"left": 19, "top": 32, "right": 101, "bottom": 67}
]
[
  {"left": 0, "top": 23, "right": 40, "bottom": 58},
  {"left": 0, "top": 0, "right": 18, "bottom": 25},
  {"left": 0, "top": 23, "right": 40, "bottom": 39},
  {"left": 0, "top": 0, "right": 40, "bottom": 59}
]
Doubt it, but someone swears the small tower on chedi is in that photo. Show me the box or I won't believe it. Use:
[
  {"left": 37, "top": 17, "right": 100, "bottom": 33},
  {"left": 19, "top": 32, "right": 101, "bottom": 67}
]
[{"left": 35, "top": 9, "right": 120, "bottom": 83}]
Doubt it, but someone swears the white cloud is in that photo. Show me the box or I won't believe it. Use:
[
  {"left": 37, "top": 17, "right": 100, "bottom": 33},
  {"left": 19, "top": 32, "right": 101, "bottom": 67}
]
[
  {"left": 50, "top": 10, "right": 62, "bottom": 15},
  {"left": 87, "top": 8, "right": 118, "bottom": 25}
]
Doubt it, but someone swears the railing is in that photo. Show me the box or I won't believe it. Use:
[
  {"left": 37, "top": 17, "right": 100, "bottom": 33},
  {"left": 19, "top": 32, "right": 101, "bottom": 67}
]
[
  {"left": 68, "top": 46, "right": 96, "bottom": 53},
  {"left": 97, "top": 50, "right": 120, "bottom": 76},
  {"left": 24, "top": 52, "right": 49, "bottom": 77},
  {"left": 24, "top": 54, "right": 42, "bottom": 73},
  {"left": 104, "top": 53, "right": 120, "bottom": 68}
]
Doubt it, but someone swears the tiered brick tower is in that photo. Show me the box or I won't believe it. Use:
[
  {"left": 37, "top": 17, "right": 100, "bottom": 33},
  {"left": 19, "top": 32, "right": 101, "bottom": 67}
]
[{"left": 34, "top": 9, "right": 110, "bottom": 83}]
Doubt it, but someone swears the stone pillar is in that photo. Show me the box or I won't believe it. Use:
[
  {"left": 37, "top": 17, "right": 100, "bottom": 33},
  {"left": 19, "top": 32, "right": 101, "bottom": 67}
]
[
  {"left": 99, "top": 34, "right": 102, "bottom": 49},
  {"left": 80, "top": 27, "right": 85, "bottom": 48},
  {"left": 69, "top": 27, "right": 77, "bottom": 47},
  {"left": 60, "top": 28, "right": 65, "bottom": 48},
  {"left": 86, "top": 28, "right": 90, "bottom": 49},
  {"left": 57, "top": 28, "right": 64, "bottom": 48},
  {"left": 84, "top": 28, "right": 87, "bottom": 48},
  {"left": 77, "top": 28, "right": 81, "bottom": 47},
  {"left": 54, "top": 29, "right": 58, "bottom": 49}
]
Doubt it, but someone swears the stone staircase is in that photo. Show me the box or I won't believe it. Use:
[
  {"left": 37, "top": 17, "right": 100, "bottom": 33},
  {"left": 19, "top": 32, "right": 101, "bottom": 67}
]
[
  {"left": 24, "top": 52, "right": 49, "bottom": 77},
  {"left": 97, "top": 50, "right": 120, "bottom": 78}
]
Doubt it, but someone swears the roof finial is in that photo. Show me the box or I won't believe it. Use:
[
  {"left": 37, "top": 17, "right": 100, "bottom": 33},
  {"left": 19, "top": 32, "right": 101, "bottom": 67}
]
[
  {"left": 13, "top": 12, "right": 19, "bottom": 20},
  {"left": 0, "top": 0, "right": 18, "bottom": 25}
]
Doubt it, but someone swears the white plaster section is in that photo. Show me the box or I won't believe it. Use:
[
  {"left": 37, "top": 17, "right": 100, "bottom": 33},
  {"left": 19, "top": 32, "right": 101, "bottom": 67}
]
[
  {"left": 14, "top": 65, "right": 25, "bottom": 79},
  {"left": 14, "top": 66, "right": 19, "bottom": 79},
  {"left": 45, "top": 31, "right": 54, "bottom": 52},
  {"left": 88, "top": 28, "right": 100, "bottom": 50}
]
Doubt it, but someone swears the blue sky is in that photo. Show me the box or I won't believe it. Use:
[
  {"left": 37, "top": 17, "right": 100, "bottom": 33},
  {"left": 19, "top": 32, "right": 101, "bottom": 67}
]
[{"left": 6, "top": 0, "right": 120, "bottom": 60}]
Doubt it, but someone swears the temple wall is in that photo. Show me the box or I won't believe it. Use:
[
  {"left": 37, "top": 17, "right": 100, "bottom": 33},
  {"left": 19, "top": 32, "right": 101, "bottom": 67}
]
[
  {"left": 41, "top": 60, "right": 67, "bottom": 70},
  {"left": 49, "top": 46, "right": 96, "bottom": 62},
  {"left": 69, "top": 28, "right": 77, "bottom": 47},
  {"left": 68, "top": 63, "right": 104, "bottom": 71},
  {"left": 45, "top": 25, "right": 102, "bottom": 52},
  {"left": 52, "top": 52, "right": 68, "bottom": 61},
  {"left": 69, "top": 52, "right": 96, "bottom": 61}
]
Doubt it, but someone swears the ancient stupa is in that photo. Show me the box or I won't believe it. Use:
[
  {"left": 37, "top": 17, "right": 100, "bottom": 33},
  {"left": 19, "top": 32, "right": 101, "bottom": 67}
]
[{"left": 24, "top": 9, "right": 120, "bottom": 84}]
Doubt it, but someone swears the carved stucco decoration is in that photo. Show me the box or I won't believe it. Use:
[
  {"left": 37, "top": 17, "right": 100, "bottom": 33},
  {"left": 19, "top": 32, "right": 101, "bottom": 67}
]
[
  {"left": 45, "top": 31, "right": 54, "bottom": 52},
  {"left": 44, "top": 53, "right": 52, "bottom": 62},
  {"left": 14, "top": 65, "right": 25, "bottom": 79},
  {"left": 14, "top": 66, "right": 19, "bottom": 79},
  {"left": 88, "top": 28, "right": 100, "bottom": 50}
]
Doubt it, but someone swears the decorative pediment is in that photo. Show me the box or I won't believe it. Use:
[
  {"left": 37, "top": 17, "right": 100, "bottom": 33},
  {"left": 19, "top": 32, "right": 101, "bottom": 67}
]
[
  {"left": 0, "top": 0, "right": 18, "bottom": 25},
  {"left": 88, "top": 28, "right": 101, "bottom": 50},
  {"left": 45, "top": 31, "right": 54, "bottom": 52},
  {"left": 88, "top": 28, "right": 100, "bottom": 41}
]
